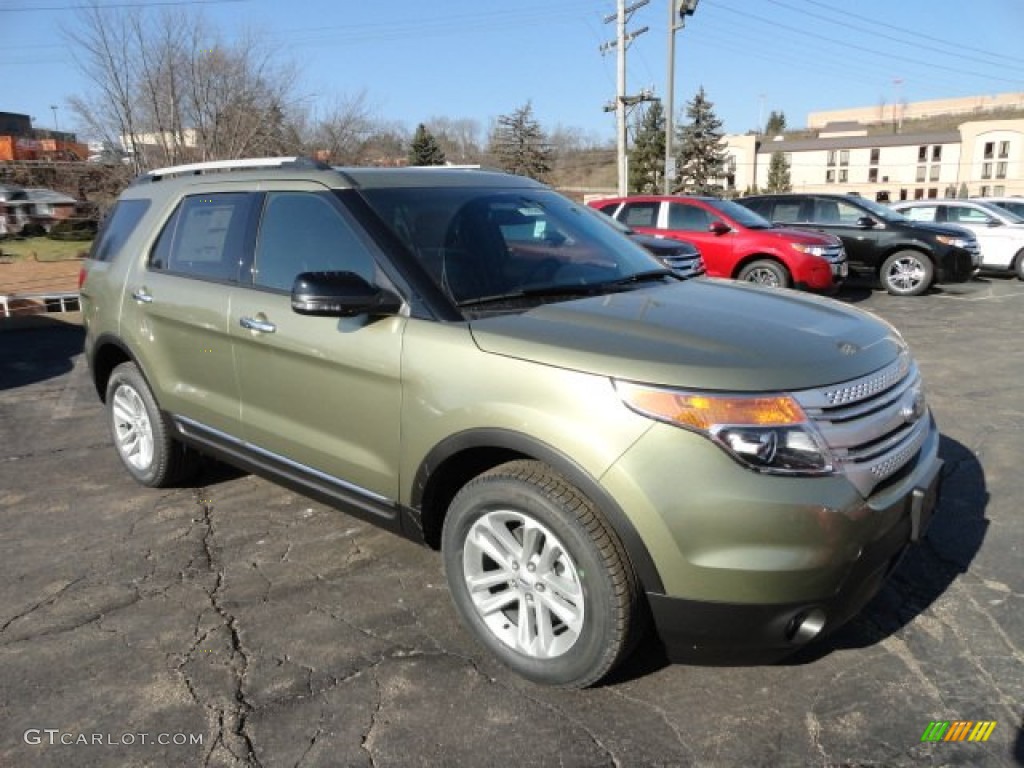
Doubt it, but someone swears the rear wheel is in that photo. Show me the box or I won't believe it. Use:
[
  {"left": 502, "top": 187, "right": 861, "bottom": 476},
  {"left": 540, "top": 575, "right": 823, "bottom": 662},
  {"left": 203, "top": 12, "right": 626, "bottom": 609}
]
[
  {"left": 107, "top": 362, "right": 198, "bottom": 487},
  {"left": 441, "top": 460, "right": 640, "bottom": 688},
  {"left": 737, "top": 259, "right": 790, "bottom": 288},
  {"left": 1013, "top": 249, "right": 1024, "bottom": 281},
  {"left": 880, "top": 250, "right": 933, "bottom": 296}
]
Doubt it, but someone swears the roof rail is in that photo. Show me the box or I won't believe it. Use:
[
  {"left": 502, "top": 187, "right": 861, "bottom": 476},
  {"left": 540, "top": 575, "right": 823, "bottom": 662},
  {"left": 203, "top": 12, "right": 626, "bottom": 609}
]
[{"left": 141, "top": 156, "right": 330, "bottom": 182}]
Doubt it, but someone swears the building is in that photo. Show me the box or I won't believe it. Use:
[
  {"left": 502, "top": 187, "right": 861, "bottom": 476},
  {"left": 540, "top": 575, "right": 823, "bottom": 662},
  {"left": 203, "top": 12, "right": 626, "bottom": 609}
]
[
  {"left": 0, "top": 111, "right": 88, "bottom": 162},
  {"left": 807, "top": 93, "right": 1024, "bottom": 131},
  {"left": 723, "top": 114, "right": 1024, "bottom": 202}
]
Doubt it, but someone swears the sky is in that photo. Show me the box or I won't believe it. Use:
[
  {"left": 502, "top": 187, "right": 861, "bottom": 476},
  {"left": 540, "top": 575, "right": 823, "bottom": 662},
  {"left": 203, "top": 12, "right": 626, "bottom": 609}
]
[{"left": 2, "top": 0, "right": 1024, "bottom": 144}]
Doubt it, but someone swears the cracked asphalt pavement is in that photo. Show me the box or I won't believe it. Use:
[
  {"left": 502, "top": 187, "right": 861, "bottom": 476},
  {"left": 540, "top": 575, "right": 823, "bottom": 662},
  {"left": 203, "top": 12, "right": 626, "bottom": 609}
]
[{"left": 1, "top": 276, "right": 1022, "bottom": 767}]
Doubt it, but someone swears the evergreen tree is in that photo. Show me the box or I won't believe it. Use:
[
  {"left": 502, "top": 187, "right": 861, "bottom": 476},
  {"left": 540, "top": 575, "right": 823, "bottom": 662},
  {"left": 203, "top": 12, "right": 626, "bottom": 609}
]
[
  {"left": 408, "top": 123, "right": 447, "bottom": 166},
  {"left": 628, "top": 101, "right": 665, "bottom": 194},
  {"left": 765, "top": 110, "right": 786, "bottom": 135},
  {"left": 766, "top": 150, "right": 792, "bottom": 192},
  {"left": 673, "top": 87, "right": 727, "bottom": 195},
  {"left": 489, "top": 101, "right": 552, "bottom": 181}
]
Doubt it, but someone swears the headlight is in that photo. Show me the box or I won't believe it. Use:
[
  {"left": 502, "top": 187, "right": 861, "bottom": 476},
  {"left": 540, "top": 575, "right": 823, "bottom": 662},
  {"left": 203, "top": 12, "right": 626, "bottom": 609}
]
[
  {"left": 791, "top": 243, "right": 829, "bottom": 258},
  {"left": 935, "top": 234, "right": 972, "bottom": 249},
  {"left": 615, "top": 381, "right": 835, "bottom": 475}
]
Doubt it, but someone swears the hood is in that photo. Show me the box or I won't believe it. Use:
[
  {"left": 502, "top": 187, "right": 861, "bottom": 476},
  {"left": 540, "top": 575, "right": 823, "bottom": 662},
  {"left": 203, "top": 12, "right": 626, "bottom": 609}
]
[
  {"left": 900, "top": 220, "right": 974, "bottom": 238},
  {"left": 627, "top": 233, "right": 699, "bottom": 257},
  {"left": 760, "top": 226, "right": 842, "bottom": 246},
  {"left": 469, "top": 280, "right": 903, "bottom": 391}
]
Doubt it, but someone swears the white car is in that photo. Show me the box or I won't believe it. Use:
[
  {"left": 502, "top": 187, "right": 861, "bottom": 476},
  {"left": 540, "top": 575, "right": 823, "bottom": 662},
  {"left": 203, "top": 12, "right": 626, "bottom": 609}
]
[
  {"left": 975, "top": 196, "right": 1024, "bottom": 220},
  {"left": 891, "top": 199, "right": 1024, "bottom": 279}
]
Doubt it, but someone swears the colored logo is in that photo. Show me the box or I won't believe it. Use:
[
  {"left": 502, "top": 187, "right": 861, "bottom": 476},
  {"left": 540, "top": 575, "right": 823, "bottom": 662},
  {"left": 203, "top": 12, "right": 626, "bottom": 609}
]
[{"left": 920, "top": 720, "right": 996, "bottom": 742}]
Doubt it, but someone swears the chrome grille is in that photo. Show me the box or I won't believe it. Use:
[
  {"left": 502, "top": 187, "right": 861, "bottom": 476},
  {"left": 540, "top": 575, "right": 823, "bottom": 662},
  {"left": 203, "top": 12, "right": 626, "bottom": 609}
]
[
  {"left": 794, "top": 351, "right": 929, "bottom": 496},
  {"left": 822, "top": 245, "right": 846, "bottom": 264},
  {"left": 662, "top": 254, "right": 705, "bottom": 279}
]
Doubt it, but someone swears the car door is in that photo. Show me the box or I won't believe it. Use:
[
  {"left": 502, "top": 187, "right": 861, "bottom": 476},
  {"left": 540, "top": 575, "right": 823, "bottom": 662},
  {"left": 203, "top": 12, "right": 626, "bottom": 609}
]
[
  {"left": 230, "top": 186, "right": 405, "bottom": 504},
  {"left": 122, "top": 191, "right": 255, "bottom": 436},
  {"left": 808, "top": 197, "right": 881, "bottom": 270},
  {"left": 944, "top": 204, "right": 1016, "bottom": 269},
  {"left": 661, "top": 200, "right": 731, "bottom": 276}
]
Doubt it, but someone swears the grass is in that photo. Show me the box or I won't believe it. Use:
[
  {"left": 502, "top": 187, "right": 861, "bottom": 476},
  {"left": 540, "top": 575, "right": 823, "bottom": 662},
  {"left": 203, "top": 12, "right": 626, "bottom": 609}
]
[{"left": 0, "top": 237, "right": 92, "bottom": 262}]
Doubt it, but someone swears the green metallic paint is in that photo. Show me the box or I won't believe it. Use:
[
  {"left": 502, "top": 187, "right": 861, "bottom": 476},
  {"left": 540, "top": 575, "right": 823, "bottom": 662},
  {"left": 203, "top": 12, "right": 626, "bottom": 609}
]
[{"left": 469, "top": 279, "right": 903, "bottom": 391}]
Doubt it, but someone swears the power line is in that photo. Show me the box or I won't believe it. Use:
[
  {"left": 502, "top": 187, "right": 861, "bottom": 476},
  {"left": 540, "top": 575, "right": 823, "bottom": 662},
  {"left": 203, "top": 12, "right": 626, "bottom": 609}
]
[
  {"left": 0, "top": 0, "right": 248, "bottom": 11},
  {"left": 761, "top": 0, "right": 1024, "bottom": 74},
  {"left": 798, "top": 0, "right": 1024, "bottom": 68},
  {"left": 712, "top": 1, "right": 1024, "bottom": 87}
]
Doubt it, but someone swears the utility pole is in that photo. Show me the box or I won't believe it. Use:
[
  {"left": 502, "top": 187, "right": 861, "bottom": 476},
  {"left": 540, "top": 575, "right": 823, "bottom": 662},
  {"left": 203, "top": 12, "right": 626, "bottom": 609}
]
[
  {"left": 601, "top": 0, "right": 650, "bottom": 196},
  {"left": 664, "top": 0, "right": 699, "bottom": 194}
]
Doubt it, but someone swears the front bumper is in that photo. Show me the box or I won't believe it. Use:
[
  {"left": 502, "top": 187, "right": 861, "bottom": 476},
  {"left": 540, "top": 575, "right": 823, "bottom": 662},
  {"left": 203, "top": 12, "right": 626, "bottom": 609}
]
[
  {"left": 601, "top": 414, "right": 942, "bottom": 661},
  {"left": 935, "top": 246, "right": 976, "bottom": 284}
]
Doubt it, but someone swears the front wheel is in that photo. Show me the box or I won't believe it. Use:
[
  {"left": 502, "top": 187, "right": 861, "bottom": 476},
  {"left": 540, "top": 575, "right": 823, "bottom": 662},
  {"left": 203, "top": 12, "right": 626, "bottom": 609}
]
[
  {"left": 737, "top": 259, "right": 790, "bottom": 288},
  {"left": 441, "top": 460, "right": 641, "bottom": 688},
  {"left": 880, "top": 250, "right": 933, "bottom": 296},
  {"left": 1013, "top": 249, "right": 1024, "bottom": 281}
]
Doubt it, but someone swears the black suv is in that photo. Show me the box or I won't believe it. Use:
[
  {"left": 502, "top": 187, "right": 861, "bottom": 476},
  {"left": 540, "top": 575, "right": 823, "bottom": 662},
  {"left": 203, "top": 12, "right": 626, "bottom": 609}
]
[{"left": 739, "top": 193, "right": 980, "bottom": 296}]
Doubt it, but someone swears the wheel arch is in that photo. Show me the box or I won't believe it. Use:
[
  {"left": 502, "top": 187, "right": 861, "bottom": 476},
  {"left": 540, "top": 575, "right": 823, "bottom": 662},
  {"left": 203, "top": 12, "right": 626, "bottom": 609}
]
[
  {"left": 411, "top": 428, "right": 665, "bottom": 594},
  {"left": 89, "top": 334, "right": 138, "bottom": 403},
  {"left": 732, "top": 252, "right": 788, "bottom": 279}
]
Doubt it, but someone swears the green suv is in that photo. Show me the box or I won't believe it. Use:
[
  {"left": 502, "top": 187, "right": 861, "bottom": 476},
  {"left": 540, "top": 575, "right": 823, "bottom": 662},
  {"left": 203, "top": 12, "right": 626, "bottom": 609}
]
[{"left": 81, "top": 158, "right": 943, "bottom": 688}]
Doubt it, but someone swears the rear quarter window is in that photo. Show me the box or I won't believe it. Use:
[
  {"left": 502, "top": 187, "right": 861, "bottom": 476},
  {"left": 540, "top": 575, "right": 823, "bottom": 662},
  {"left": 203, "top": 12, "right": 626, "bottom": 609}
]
[{"left": 88, "top": 199, "right": 151, "bottom": 262}]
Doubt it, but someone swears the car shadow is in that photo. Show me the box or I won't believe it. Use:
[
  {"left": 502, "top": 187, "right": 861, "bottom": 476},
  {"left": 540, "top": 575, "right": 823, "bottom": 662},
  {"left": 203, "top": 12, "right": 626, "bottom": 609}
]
[
  {"left": 834, "top": 275, "right": 878, "bottom": 303},
  {"left": 787, "top": 433, "right": 988, "bottom": 663},
  {"left": 0, "top": 319, "right": 84, "bottom": 391}
]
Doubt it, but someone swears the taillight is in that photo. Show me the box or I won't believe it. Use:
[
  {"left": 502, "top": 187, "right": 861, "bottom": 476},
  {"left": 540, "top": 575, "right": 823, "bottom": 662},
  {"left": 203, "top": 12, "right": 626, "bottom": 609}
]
[{"left": 78, "top": 263, "right": 88, "bottom": 289}]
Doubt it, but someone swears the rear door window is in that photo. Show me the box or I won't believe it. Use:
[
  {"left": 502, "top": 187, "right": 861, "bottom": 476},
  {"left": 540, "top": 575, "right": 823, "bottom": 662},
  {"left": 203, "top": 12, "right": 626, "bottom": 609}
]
[
  {"left": 902, "top": 206, "right": 938, "bottom": 223},
  {"left": 149, "top": 193, "right": 255, "bottom": 282}
]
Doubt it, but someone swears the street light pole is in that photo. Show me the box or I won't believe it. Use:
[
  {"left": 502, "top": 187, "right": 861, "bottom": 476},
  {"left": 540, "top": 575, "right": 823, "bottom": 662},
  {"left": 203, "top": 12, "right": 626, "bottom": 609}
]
[
  {"left": 664, "top": 0, "right": 699, "bottom": 194},
  {"left": 50, "top": 105, "right": 59, "bottom": 134}
]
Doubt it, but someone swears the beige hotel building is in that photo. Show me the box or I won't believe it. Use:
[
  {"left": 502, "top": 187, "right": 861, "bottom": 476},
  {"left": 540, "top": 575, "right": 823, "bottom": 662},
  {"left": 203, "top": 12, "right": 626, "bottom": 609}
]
[{"left": 724, "top": 93, "right": 1024, "bottom": 201}]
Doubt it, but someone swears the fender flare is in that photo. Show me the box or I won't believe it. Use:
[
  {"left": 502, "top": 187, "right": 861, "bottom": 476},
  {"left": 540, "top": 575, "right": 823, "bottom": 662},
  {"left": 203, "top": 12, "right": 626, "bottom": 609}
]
[{"left": 412, "top": 428, "right": 665, "bottom": 594}]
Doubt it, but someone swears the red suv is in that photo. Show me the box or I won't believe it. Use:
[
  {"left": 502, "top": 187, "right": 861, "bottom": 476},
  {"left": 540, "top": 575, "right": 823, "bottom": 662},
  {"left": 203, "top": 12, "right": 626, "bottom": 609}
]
[{"left": 590, "top": 195, "right": 847, "bottom": 292}]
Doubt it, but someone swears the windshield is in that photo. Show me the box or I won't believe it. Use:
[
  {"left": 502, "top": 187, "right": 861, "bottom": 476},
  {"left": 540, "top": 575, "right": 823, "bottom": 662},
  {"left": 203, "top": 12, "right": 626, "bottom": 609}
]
[
  {"left": 854, "top": 196, "right": 910, "bottom": 222},
  {"left": 360, "top": 186, "right": 666, "bottom": 307},
  {"left": 705, "top": 198, "right": 774, "bottom": 229}
]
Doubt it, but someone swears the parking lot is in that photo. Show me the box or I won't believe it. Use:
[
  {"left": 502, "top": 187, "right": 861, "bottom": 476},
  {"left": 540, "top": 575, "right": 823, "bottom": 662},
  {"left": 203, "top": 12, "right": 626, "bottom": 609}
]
[{"left": 1, "top": 275, "right": 1021, "bottom": 768}]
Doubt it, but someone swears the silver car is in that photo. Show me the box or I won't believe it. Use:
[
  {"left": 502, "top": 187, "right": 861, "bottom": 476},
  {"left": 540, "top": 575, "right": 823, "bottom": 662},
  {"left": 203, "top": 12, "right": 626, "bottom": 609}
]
[{"left": 891, "top": 199, "right": 1024, "bottom": 279}]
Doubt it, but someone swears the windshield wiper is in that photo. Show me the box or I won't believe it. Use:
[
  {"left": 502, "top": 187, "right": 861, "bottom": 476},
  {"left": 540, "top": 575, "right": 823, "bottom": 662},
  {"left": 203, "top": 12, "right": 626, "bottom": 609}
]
[
  {"left": 605, "top": 268, "right": 676, "bottom": 286},
  {"left": 457, "top": 283, "right": 614, "bottom": 308},
  {"left": 457, "top": 270, "right": 675, "bottom": 308}
]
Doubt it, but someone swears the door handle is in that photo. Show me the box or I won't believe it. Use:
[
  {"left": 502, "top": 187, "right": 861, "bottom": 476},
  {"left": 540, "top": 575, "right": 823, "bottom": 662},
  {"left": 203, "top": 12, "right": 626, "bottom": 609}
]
[
  {"left": 131, "top": 288, "right": 153, "bottom": 304},
  {"left": 239, "top": 316, "right": 276, "bottom": 334}
]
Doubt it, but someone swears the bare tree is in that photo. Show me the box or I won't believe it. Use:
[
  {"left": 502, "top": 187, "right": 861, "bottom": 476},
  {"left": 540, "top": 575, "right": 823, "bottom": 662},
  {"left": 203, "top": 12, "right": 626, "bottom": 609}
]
[
  {"left": 304, "top": 92, "right": 377, "bottom": 164},
  {"left": 65, "top": 2, "right": 301, "bottom": 169},
  {"left": 425, "top": 116, "right": 483, "bottom": 164},
  {"left": 65, "top": 4, "right": 145, "bottom": 172}
]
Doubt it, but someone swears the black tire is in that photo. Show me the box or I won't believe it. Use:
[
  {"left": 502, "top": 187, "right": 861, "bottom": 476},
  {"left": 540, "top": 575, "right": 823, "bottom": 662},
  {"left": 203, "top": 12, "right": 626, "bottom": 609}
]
[
  {"left": 737, "top": 259, "right": 790, "bottom": 288},
  {"left": 106, "top": 362, "right": 197, "bottom": 487},
  {"left": 1014, "top": 249, "right": 1024, "bottom": 281},
  {"left": 441, "top": 460, "right": 640, "bottom": 688},
  {"left": 880, "top": 250, "right": 933, "bottom": 296}
]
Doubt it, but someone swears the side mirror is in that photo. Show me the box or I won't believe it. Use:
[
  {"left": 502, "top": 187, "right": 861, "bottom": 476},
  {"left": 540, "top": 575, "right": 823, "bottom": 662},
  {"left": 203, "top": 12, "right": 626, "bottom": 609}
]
[
  {"left": 856, "top": 216, "right": 877, "bottom": 228},
  {"left": 709, "top": 221, "right": 731, "bottom": 235},
  {"left": 291, "top": 271, "right": 402, "bottom": 317},
  {"left": 987, "top": 219, "right": 1003, "bottom": 228}
]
